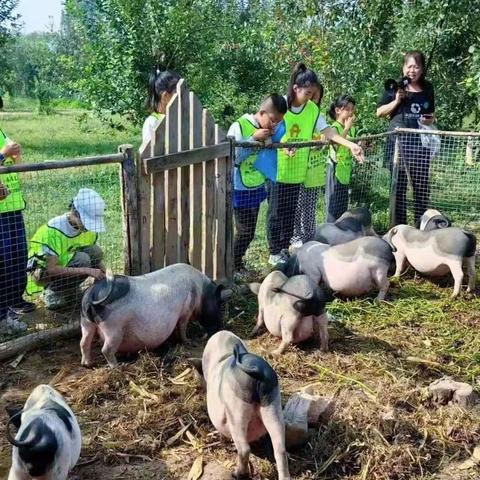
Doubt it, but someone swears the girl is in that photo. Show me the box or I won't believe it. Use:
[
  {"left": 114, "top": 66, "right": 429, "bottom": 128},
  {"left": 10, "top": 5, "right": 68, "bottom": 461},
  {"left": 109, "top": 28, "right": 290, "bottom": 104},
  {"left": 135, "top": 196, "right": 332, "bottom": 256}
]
[
  {"left": 142, "top": 69, "right": 181, "bottom": 144},
  {"left": 267, "top": 63, "right": 364, "bottom": 264},
  {"left": 290, "top": 83, "right": 328, "bottom": 247},
  {"left": 325, "top": 95, "right": 357, "bottom": 222}
]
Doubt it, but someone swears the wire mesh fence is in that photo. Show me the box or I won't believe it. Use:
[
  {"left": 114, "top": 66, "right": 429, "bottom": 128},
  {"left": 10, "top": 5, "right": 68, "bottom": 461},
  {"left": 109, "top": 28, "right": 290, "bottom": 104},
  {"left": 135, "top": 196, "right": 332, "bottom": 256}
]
[
  {"left": 231, "top": 129, "right": 480, "bottom": 276},
  {"left": 0, "top": 159, "right": 125, "bottom": 355}
]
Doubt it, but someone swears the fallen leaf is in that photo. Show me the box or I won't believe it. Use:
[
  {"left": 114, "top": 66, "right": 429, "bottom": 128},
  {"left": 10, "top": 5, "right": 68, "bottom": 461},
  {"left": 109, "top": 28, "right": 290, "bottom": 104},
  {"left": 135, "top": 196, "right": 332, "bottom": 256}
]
[{"left": 187, "top": 454, "right": 203, "bottom": 480}]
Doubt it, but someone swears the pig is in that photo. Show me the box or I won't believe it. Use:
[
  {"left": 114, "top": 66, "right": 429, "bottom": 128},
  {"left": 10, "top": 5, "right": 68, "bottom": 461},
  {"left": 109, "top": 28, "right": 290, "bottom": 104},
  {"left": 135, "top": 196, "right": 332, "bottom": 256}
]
[
  {"left": 281, "top": 237, "right": 394, "bottom": 302},
  {"left": 416, "top": 208, "right": 452, "bottom": 231},
  {"left": 80, "top": 263, "right": 224, "bottom": 368},
  {"left": 313, "top": 207, "right": 378, "bottom": 246},
  {"left": 193, "top": 330, "right": 290, "bottom": 480},
  {"left": 249, "top": 271, "right": 329, "bottom": 354},
  {"left": 384, "top": 225, "right": 476, "bottom": 297},
  {"left": 6, "top": 384, "right": 81, "bottom": 480}
]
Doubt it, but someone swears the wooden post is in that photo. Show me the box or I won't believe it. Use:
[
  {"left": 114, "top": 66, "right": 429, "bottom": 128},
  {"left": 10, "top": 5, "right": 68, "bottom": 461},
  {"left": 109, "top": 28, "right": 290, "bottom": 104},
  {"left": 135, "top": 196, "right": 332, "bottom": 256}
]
[
  {"left": 151, "top": 118, "right": 166, "bottom": 270},
  {"left": 190, "top": 94, "right": 204, "bottom": 270},
  {"left": 214, "top": 125, "right": 227, "bottom": 281},
  {"left": 203, "top": 110, "right": 216, "bottom": 278},
  {"left": 389, "top": 136, "right": 401, "bottom": 228},
  {"left": 178, "top": 80, "right": 190, "bottom": 264},
  {"left": 224, "top": 139, "right": 234, "bottom": 282},
  {"left": 137, "top": 141, "right": 153, "bottom": 273},
  {"left": 119, "top": 144, "right": 140, "bottom": 275}
]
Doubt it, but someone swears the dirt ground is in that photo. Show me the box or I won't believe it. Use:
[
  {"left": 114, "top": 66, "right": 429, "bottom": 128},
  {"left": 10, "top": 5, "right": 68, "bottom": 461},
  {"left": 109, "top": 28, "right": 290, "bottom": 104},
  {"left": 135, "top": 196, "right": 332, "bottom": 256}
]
[{"left": 1, "top": 275, "right": 480, "bottom": 480}]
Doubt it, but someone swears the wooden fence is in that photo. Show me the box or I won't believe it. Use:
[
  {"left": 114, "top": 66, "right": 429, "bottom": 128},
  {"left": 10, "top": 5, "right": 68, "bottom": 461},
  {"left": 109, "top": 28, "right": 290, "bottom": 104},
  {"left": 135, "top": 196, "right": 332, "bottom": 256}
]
[{"left": 133, "top": 79, "right": 233, "bottom": 283}]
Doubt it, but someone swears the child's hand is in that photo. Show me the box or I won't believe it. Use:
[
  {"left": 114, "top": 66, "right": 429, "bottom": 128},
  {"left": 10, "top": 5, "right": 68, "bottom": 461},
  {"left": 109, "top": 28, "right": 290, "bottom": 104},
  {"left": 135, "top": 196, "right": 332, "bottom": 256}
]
[
  {"left": 253, "top": 129, "right": 272, "bottom": 141},
  {"left": 344, "top": 115, "right": 355, "bottom": 131},
  {"left": 351, "top": 143, "right": 365, "bottom": 164},
  {"left": 1, "top": 142, "right": 21, "bottom": 159},
  {"left": 285, "top": 148, "right": 296, "bottom": 157}
]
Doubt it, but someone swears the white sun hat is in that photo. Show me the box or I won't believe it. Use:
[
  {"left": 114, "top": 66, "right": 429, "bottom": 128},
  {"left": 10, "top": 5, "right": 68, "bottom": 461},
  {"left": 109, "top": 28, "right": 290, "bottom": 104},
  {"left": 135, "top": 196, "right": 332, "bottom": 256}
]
[{"left": 72, "top": 188, "right": 106, "bottom": 233}]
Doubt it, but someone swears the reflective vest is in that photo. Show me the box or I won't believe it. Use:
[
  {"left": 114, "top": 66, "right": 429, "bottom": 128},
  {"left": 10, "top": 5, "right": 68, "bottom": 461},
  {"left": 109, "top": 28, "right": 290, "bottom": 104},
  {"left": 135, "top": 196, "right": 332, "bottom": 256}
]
[
  {"left": 0, "top": 129, "right": 25, "bottom": 213},
  {"left": 330, "top": 121, "right": 357, "bottom": 185},
  {"left": 277, "top": 100, "right": 319, "bottom": 184},
  {"left": 26, "top": 222, "right": 98, "bottom": 294},
  {"left": 236, "top": 115, "right": 266, "bottom": 188},
  {"left": 304, "top": 131, "right": 329, "bottom": 188}
]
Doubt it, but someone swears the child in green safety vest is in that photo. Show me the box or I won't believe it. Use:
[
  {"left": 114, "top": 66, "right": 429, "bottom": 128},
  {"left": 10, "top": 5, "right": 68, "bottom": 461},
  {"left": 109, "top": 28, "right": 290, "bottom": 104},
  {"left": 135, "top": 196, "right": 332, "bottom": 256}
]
[
  {"left": 291, "top": 83, "right": 329, "bottom": 247},
  {"left": 267, "top": 63, "right": 364, "bottom": 265},
  {"left": 227, "top": 94, "right": 287, "bottom": 277},
  {"left": 142, "top": 68, "right": 181, "bottom": 145},
  {"left": 26, "top": 188, "right": 107, "bottom": 310},
  {"left": 325, "top": 95, "right": 358, "bottom": 223},
  {"left": 0, "top": 122, "right": 36, "bottom": 334}
]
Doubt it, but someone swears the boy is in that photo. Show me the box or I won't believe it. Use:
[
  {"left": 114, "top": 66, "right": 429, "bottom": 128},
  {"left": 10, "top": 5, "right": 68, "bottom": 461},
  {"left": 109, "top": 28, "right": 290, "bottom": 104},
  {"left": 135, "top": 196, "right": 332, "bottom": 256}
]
[
  {"left": 27, "top": 188, "right": 106, "bottom": 310},
  {"left": 227, "top": 94, "right": 287, "bottom": 278}
]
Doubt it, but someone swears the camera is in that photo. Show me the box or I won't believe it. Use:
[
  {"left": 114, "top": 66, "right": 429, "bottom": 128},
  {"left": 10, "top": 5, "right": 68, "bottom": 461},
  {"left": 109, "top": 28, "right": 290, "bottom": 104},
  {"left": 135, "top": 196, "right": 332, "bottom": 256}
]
[{"left": 384, "top": 76, "right": 411, "bottom": 93}]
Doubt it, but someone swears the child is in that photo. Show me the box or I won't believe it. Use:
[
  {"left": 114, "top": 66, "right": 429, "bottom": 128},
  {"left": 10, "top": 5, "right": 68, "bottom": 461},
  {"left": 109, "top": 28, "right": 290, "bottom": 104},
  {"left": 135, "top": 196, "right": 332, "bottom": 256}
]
[
  {"left": 142, "top": 69, "right": 181, "bottom": 145},
  {"left": 0, "top": 121, "right": 36, "bottom": 334},
  {"left": 227, "top": 94, "right": 287, "bottom": 276},
  {"left": 267, "top": 63, "right": 363, "bottom": 264},
  {"left": 325, "top": 95, "right": 357, "bottom": 222},
  {"left": 290, "top": 83, "right": 328, "bottom": 247}
]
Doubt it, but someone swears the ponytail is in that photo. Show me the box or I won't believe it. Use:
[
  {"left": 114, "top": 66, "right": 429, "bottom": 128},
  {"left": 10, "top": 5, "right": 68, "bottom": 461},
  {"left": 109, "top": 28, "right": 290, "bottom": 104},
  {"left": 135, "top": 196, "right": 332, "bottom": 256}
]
[
  {"left": 146, "top": 68, "right": 181, "bottom": 113},
  {"left": 287, "top": 63, "right": 319, "bottom": 108}
]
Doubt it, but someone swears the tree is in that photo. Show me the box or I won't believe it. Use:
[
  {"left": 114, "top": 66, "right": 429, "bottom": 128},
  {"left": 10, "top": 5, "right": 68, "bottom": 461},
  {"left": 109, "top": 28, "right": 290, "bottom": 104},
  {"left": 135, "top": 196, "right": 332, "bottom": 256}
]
[{"left": 0, "top": 0, "right": 21, "bottom": 96}]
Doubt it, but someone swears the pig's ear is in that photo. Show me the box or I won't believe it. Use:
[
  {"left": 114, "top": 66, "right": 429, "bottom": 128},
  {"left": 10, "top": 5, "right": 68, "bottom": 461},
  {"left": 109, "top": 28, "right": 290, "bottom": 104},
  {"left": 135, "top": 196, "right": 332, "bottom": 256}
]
[
  {"left": 248, "top": 283, "right": 261, "bottom": 295},
  {"left": 5, "top": 406, "right": 22, "bottom": 429},
  {"left": 187, "top": 357, "right": 203, "bottom": 376}
]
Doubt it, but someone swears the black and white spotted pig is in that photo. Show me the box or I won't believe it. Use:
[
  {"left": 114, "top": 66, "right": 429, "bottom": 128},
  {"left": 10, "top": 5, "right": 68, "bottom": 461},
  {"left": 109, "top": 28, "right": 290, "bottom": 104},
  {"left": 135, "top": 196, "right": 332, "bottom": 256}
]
[
  {"left": 6, "top": 384, "right": 81, "bottom": 480},
  {"left": 249, "top": 271, "right": 329, "bottom": 354},
  {"left": 313, "top": 207, "right": 377, "bottom": 246},
  {"left": 194, "top": 330, "right": 290, "bottom": 480},
  {"left": 281, "top": 237, "right": 393, "bottom": 302},
  {"left": 384, "top": 225, "right": 476, "bottom": 297},
  {"left": 80, "top": 263, "right": 224, "bottom": 368},
  {"left": 417, "top": 209, "right": 452, "bottom": 231}
]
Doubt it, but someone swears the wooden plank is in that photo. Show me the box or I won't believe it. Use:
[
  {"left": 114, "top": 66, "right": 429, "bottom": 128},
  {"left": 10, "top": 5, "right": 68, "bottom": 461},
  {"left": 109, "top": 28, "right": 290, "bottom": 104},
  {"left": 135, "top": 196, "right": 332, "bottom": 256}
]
[
  {"left": 190, "top": 93, "right": 203, "bottom": 270},
  {"left": 143, "top": 143, "right": 230, "bottom": 173},
  {"left": 119, "top": 144, "right": 140, "bottom": 275},
  {"left": 151, "top": 118, "right": 166, "bottom": 270},
  {"left": 203, "top": 109, "right": 216, "bottom": 278},
  {"left": 137, "top": 141, "right": 152, "bottom": 273},
  {"left": 165, "top": 94, "right": 179, "bottom": 266},
  {"left": 178, "top": 80, "right": 190, "bottom": 263},
  {"left": 214, "top": 125, "right": 227, "bottom": 281},
  {"left": 224, "top": 141, "right": 234, "bottom": 282}
]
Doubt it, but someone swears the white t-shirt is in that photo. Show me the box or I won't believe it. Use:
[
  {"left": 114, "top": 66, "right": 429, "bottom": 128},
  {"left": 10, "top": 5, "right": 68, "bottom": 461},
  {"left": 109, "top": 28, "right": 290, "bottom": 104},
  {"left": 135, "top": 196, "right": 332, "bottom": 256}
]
[{"left": 142, "top": 115, "right": 162, "bottom": 145}]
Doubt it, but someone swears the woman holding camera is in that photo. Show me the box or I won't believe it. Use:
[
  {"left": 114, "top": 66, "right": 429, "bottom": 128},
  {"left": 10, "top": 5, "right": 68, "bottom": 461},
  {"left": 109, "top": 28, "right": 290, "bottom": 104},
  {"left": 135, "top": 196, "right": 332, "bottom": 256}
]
[{"left": 377, "top": 50, "right": 435, "bottom": 225}]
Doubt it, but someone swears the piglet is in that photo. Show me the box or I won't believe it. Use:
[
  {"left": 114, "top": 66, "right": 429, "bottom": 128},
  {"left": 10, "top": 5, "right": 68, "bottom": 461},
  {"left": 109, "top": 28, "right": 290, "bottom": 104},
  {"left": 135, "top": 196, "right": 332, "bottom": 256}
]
[
  {"left": 80, "top": 263, "right": 224, "bottom": 368},
  {"left": 193, "top": 330, "right": 290, "bottom": 480},
  {"left": 6, "top": 384, "right": 81, "bottom": 480},
  {"left": 249, "top": 271, "right": 329, "bottom": 354},
  {"left": 384, "top": 225, "right": 476, "bottom": 297}
]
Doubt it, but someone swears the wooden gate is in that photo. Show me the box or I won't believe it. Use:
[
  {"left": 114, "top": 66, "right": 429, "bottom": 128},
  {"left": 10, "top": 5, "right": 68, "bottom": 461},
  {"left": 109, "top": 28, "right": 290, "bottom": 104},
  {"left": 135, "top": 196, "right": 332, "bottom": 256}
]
[{"left": 134, "top": 79, "right": 233, "bottom": 283}]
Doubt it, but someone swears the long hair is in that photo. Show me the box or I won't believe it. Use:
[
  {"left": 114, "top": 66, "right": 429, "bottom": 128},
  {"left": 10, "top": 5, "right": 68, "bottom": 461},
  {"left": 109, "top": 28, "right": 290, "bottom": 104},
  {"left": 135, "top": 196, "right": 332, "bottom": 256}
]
[
  {"left": 328, "top": 94, "right": 356, "bottom": 121},
  {"left": 146, "top": 69, "right": 181, "bottom": 113},
  {"left": 286, "top": 63, "right": 319, "bottom": 108}
]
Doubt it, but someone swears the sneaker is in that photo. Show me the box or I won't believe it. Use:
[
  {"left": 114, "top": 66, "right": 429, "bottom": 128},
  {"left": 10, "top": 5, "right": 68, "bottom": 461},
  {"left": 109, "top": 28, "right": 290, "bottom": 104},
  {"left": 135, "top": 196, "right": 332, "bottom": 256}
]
[
  {"left": 0, "top": 309, "right": 28, "bottom": 333},
  {"left": 10, "top": 299, "right": 36, "bottom": 315},
  {"left": 268, "top": 254, "right": 287, "bottom": 266}
]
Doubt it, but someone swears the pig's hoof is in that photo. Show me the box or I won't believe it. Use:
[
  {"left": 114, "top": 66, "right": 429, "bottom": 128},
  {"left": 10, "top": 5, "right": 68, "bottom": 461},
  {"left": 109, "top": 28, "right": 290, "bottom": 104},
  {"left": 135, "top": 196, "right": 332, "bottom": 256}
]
[
  {"left": 320, "top": 346, "right": 329, "bottom": 353},
  {"left": 81, "top": 360, "right": 94, "bottom": 368},
  {"left": 271, "top": 348, "right": 284, "bottom": 356}
]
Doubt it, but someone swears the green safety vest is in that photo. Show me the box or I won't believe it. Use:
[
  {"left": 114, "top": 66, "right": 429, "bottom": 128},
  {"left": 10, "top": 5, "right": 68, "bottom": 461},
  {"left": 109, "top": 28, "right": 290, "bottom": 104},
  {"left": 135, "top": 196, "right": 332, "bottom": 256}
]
[
  {"left": 0, "top": 129, "right": 25, "bottom": 213},
  {"left": 330, "top": 121, "right": 357, "bottom": 185},
  {"left": 277, "top": 100, "right": 319, "bottom": 184},
  {"left": 304, "top": 131, "right": 329, "bottom": 188},
  {"left": 26, "top": 222, "right": 98, "bottom": 294},
  {"left": 236, "top": 115, "right": 265, "bottom": 188}
]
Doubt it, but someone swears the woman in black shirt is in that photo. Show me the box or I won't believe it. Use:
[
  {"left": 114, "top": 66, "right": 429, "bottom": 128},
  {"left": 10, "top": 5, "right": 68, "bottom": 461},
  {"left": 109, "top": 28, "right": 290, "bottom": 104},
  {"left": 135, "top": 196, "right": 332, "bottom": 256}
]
[{"left": 377, "top": 51, "right": 435, "bottom": 225}]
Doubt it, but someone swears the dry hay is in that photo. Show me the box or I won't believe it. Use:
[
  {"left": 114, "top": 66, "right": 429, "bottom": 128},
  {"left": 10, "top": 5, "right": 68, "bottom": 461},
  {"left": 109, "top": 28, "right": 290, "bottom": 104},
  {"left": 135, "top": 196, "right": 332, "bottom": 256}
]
[{"left": 0, "top": 272, "right": 479, "bottom": 479}]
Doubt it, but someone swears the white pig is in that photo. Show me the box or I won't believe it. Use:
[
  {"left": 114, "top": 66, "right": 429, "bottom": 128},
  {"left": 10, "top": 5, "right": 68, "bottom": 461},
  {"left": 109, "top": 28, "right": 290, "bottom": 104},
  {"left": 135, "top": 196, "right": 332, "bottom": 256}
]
[
  {"left": 6, "top": 384, "right": 81, "bottom": 480},
  {"left": 281, "top": 237, "right": 393, "bottom": 302},
  {"left": 384, "top": 225, "right": 476, "bottom": 297},
  {"left": 80, "top": 263, "right": 224, "bottom": 368},
  {"left": 193, "top": 330, "right": 290, "bottom": 480},
  {"left": 249, "top": 271, "right": 329, "bottom": 354}
]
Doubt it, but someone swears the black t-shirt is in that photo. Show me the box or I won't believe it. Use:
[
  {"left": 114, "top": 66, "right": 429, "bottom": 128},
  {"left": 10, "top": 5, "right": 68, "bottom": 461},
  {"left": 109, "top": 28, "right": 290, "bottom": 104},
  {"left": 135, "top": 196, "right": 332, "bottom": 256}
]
[{"left": 378, "top": 81, "right": 435, "bottom": 129}]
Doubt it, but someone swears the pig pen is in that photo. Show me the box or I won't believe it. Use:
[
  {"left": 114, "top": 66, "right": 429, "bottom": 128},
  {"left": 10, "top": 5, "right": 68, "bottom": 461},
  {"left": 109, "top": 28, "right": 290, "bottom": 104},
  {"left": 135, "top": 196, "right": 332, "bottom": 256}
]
[{"left": 1, "top": 271, "right": 480, "bottom": 480}]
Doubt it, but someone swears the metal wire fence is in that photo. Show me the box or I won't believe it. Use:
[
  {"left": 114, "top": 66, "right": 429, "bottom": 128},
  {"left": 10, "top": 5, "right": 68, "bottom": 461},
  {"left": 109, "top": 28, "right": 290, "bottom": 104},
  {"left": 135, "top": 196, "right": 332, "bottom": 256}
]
[
  {"left": 231, "top": 129, "right": 480, "bottom": 275},
  {"left": 0, "top": 157, "right": 126, "bottom": 358}
]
